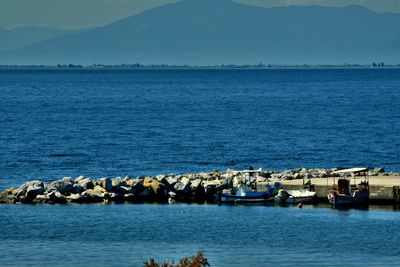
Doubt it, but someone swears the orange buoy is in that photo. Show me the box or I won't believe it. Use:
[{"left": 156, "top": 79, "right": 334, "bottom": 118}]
[{"left": 297, "top": 203, "right": 303, "bottom": 208}]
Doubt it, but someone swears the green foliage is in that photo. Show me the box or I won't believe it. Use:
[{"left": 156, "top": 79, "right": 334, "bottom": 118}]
[{"left": 143, "top": 251, "right": 210, "bottom": 267}]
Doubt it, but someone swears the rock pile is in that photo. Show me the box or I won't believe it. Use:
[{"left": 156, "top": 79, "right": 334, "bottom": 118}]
[
  {"left": 0, "top": 167, "right": 396, "bottom": 204},
  {"left": 0, "top": 171, "right": 233, "bottom": 204}
]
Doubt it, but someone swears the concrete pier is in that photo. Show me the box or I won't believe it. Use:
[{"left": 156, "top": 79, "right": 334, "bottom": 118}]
[{"left": 282, "top": 176, "right": 400, "bottom": 203}]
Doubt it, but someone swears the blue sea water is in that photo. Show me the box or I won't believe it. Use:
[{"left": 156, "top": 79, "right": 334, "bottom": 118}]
[
  {"left": 1, "top": 203, "right": 400, "bottom": 267},
  {"left": 1, "top": 68, "right": 400, "bottom": 267},
  {"left": 0, "top": 68, "right": 399, "bottom": 189}
]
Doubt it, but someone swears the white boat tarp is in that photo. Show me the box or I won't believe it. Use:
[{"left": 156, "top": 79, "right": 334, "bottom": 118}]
[
  {"left": 285, "top": 190, "right": 316, "bottom": 198},
  {"left": 240, "top": 169, "right": 264, "bottom": 173},
  {"left": 332, "top": 168, "right": 368, "bottom": 174}
]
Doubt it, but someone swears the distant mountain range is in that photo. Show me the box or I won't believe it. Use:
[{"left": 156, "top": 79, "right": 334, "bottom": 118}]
[
  {"left": 0, "top": 27, "right": 92, "bottom": 53},
  {"left": 1, "top": 0, "right": 400, "bottom": 65}
]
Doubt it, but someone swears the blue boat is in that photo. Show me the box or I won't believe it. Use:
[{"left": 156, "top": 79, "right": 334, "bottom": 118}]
[{"left": 218, "top": 170, "right": 282, "bottom": 203}]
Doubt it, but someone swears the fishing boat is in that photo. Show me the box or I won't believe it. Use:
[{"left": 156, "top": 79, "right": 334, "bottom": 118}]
[
  {"left": 218, "top": 169, "right": 281, "bottom": 203},
  {"left": 275, "top": 188, "right": 317, "bottom": 205},
  {"left": 327, "top": 167, "right": 369, "bottom": 208}
]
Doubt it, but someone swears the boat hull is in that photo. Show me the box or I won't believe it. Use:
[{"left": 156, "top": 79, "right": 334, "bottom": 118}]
[
  {"left": 328, "top": 191, "right": 369, "bottom": 207},
  {"left": 275, "top": 189, "right": 317, "bottom": 205},
  {"left": 219, "top": 192, "right": 273, "bottom": 203},
  {"left": 284, "top": 195, "right": 316, "bottom": 204}
]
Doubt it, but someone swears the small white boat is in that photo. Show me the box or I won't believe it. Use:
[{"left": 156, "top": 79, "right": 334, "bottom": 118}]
[{"left": 275, "top": 189, "right": 317, "bottom": 205}]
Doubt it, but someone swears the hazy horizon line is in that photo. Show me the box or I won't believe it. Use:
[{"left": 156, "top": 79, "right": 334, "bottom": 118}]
[{"left": 1, "top": 62, "right": 398, "bottom": 69}]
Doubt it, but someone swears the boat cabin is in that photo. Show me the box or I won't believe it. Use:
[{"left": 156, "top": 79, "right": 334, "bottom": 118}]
[
  {"left": 327, "top": 167, "right": 370, "bottom": 207},
  {"left": 331, "top": 167, "right": 369, "bottom": 194}
]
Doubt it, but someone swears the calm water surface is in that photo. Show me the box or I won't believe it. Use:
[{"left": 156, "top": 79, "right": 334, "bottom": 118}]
[
  {"left": 1, "top": 68, "right": 400, "bottom": 266},
  {"left": 0, "top": 68, "right": 399, "bottom": 189},
  {"left": 1, "top": 204, "right": 400, "bottom": 267}
]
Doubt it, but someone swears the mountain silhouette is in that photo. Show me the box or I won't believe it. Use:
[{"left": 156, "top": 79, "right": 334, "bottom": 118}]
[
  {"left": 1, "top": 0, "right": 399, "bottom": 65},
  {"left": 0, "top": 26, "right": 77, "bottom": 53}
]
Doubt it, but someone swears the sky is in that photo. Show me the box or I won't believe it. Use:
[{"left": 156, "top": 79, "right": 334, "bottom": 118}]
[{"left": 1, "top": 0, "right": 400, "bottom": 29}]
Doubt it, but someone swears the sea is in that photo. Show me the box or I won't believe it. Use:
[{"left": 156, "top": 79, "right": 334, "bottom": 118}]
[{"left": 0, "top": 68, "right": 400, "bottom": 266}]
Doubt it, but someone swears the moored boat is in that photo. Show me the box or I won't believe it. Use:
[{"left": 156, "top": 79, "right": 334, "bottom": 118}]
[
  {"left": 218, "top": 169, "right": 281, "bottom": 203},
  {"left": 327, "top": 168, "right": 369, "bottom": 208},
  {"left": 275, "top": 189, "right": 317, "bottom": 205}
]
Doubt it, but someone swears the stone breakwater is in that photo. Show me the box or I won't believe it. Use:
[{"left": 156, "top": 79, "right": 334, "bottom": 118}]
[{"left": 0, "top": 168, "right": 399, "bottom": 204}]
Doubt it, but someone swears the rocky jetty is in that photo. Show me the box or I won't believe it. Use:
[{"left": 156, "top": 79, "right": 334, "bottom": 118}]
[{"left": 0, "top": 168, "right": 398, "bottom": 204}]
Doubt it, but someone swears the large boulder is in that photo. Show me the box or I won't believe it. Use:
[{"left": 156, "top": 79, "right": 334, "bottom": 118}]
[
  {"left": 81, "top": 188, "right": 105, "bottom": 203},
  {"left": 19, "top": 180, "right": 43, "bottom": 189},
  {"left": 0, "top": 190, "right": 17, "bottom": 203},
  {"left": 15, "top": 181, "right": 45, "bottom": 202},
  {"left": 48, "top": 191, "right": 67, "bottom": 203},
  {"left": 131, "top": 179, "right": 145, "bottom": 194},
  {"left": 123, "top": 175, "right": 132, "bottom": 184},
  {"left": 12, "top": 187, "right": 26, "bottom": 200},
  {"left": 161, "top": 176, "right": 178, "bottom": 192},
  {"left": 34, "top": 191, "right": 67, "bottom": 204},
  {"left": 165, "top": 176, "right": 178, "bottom": 186},
  {"left": 112, "top": 177, "right": 124, "bottom": 187},
  {"left": 100, "top": 178, "right": 112, "bottom": 192},
  {"left": 125, "top": 178, "right": 137, "bottom": 187},
  {"left": 67, "top": 193, "right": 84, "bottom": 203},
  {"left": 174, "top": 181, "right": 191, "bottom": 201},
  {"left": 35, "top": 194, "right": 50, "bottom": 203},
  {"left": 26, "top": 183, "right": 45, "bottom": 201},
  {"left": 190, "top": 179, "right": 205, "bottom": 201},
  {"left": 72, "top": 184, "right": 84, "bottom": 194},
  {"left": 109, "top": 192, "right": 124, "bottom": 203},
  {"left": 93, "top": 185, "right": 107, "bottom": 194},
  {"left": 220, "top": 178, "right": 232, "bottom": 190},
  {"left": 203, "top": 179, "right": 225, "bottom": 202},
  {"left": 143, "top": 177, "right": 161, "bottom": 194},
  {"left": 47, "top": 177, "right": 74, "bottom": 194},
  {"left": 74, "top": 175, "right": 87, "bottom": 182},
  {"left": 77, "top": 178, "right": 94, "bottom": 190},
  {"left": 180, "top": 177, "right": 191, "bottom": 186},
  {"left": 174, "top": 182, "right": 190, "bottom": 193},
  {"left": 120, "top": 186, "right": 135, "bottom": 194},
  {"left": 155, "top": 174, "right": 168, "bottom": 182},
  {"left": 208, "top": 171, "right": 222, "bottom": 180},
  {"left": 190, "top": 179, "right": 202, "bottom": 190}
]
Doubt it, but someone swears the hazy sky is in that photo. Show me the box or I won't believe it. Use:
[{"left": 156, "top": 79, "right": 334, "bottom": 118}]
[{"left": 1, "top": 0, "right": 400, "bottom": 29}]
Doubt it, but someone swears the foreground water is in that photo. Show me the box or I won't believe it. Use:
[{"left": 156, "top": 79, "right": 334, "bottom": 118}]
[
  {"left": 0, "top": 68, "right": 400, "bottom": 190},
  {"left": 1, "top": 203, "right": 399, "bottom": 267}
]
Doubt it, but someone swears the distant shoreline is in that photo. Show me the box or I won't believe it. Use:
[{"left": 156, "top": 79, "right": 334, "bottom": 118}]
[{"left": 1, "top": 63, "right": 400, "bottom": 70}]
